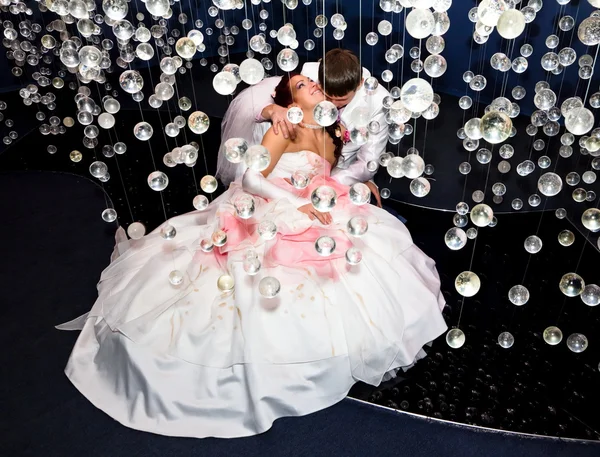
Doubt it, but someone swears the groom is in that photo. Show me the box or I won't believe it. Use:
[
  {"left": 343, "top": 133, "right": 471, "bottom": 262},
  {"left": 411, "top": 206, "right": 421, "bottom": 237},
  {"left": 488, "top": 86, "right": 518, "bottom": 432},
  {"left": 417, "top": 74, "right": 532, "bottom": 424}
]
[{"left": 217, "top": 48, "right": 389, "bottom": 206}]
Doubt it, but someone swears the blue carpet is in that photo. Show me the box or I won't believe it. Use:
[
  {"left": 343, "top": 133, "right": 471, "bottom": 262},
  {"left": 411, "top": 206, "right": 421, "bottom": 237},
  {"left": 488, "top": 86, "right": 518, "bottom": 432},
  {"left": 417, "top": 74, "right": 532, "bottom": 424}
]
[{"left": 1, "top": 171, "right": 598, "bottom": 457}]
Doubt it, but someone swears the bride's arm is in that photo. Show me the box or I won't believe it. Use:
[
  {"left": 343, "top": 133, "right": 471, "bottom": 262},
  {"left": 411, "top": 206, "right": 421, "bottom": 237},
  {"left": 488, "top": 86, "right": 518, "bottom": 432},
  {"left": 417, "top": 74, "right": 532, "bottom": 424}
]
[{"left": 241, "top": 128, "right": 311, "bottom": 208}]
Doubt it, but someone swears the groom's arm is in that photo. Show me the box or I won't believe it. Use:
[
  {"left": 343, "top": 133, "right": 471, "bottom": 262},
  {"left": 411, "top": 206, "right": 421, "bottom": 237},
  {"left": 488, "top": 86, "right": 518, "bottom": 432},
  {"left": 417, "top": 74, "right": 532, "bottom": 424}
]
[{"left": 332, "top": 103, "right": 389, "bottom": 186}]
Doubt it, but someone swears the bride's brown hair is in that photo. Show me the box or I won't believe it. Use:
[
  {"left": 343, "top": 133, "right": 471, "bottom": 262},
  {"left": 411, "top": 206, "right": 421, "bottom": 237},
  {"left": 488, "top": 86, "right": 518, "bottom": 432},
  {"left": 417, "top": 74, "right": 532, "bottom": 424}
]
[{"left": 272, "top": 73, "right": 343, "bottom": 168}]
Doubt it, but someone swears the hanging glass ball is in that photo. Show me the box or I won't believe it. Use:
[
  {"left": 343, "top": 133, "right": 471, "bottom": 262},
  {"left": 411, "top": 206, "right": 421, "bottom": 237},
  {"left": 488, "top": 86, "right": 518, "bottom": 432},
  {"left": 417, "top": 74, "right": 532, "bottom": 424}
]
[
  {"left": 480, "top": 111, "right": 512, "bottom": 144},
  {"left": 291, "top": 170, "right": 310, "bottom": 189},
  {"left": 453, "top": 213, "right": 468, "bottom": 228},
  {"left": 445, "top": 227, "right": 467, "bottom": 250},
  {"left": 578, "top": 17, "right": 600, "bottom": 46},
  {"left": 476, "top": 148, "right": 492, "bottom": 164},
  {"left": 213, "top": 71, "right": 237, "bottom": 95},
  {"left": 311, "top": 186, "right": 337, "bottom": 212},
  {"left": 315, "top": 236, "right": 336, "bottom": 256},
  {"left": 497, "top": 10, "right": 525, "bottom": 39},
  {"left": 243, "top": 254, "right": 261, "bottom": 276},
  {"left": 133, "top": 121, "right": 153, "bottom": 140},
  {"left": 217, "top": 274, "right": 235, "bottom": 292},
  {"left": 147, "top": 171, "right": 169, "bottom": 191},
  {"left": 470, "top": 204, "right": 493, "bottom": 227},
  {"left": 313, "top": 101, "right": 338, "bottom": 127},
  {"left": 581, "top": 208, "right": 600, "bottom": 232},
  {"left": 187, "top": 111, "right": 210, "bottom": 134},
  {"left": 239, "top": 58, "right": 265, "bottom": 85},
  {"left": 537, "top": 172, "right": 562, "bottom": 197},
  {"left": 168, "top": 270, "right": 184, "bottom": 286},
  {"left": 559, "top": 272, "right": 585, "bottom": 297},
  {"left": 509, "top": 285, "right": 530, "bottom": 306},
  {"left": 127, "top": 222, "right": 146, "bottom": 240},
  {"left": 233, "top": 194, "right": 256, "bottom": 219},
  {"left": 543, "top": 326, "right": 563, "bottom": 345},
  {"left": 446, "top": 328, "right": 465, "bottom": 349},
  {"left": 347, "top": 216, "right": 369, "bottom": 237},
  {"left": 200, "top": 175, "right": 218, "bottom": 193},
  {"left": 286, "top": 107, "right": 303, "bottom": 124},
  {"left": 193, "top": 195, "right": 209, "bottom": 210},
  {"left": 224, "top": 137, "right": 248, "bottom": 163},
  {"left": 102, "top": 208, "right": 117, "bottom": 222},
  {"left": 405, "top": 8, "right": 435, "bottom": 39},
  {"left": 349, "top": 183, "right": 371, "bottom": 205},
  {"left": 566, "top": 333, "right": 588, "bottom": 353},
  {"left": 277, "top": 48, "right": 299, "bottom": 71},
  {"left": 455, "top": 271, "right": 481, "bottom": 297},
  {"left": 565, "top": 108, "right": 594, "bottom": 135},
  {"left": 345, "top": 247, "right": 363, "bottom": 265},
  {"left": 245, "top": 145, "right": 271, "bottom": 172},
  {"left": 524, "top": 235, "right": 542, "bottom": 254},
  {"left": 558, "top": 230, "right": 575, "bottom": 247},
  {"left": 257, "top": 220, "right": 277, "bottom": 240},
  {"left": 498, "top": 331, "right": 515, "bottom": 349},
  {"left": 259, "top": 276, "right": 280, "bottom": 298},
  {"left": 119, "top": 69, "right": 144, "bottom": 94},
  {"left": 581, "top": 284, "right": 600, "bottom": 306},
  {"left": 400, "top": 78, "right": 434, "bottom": 113}
]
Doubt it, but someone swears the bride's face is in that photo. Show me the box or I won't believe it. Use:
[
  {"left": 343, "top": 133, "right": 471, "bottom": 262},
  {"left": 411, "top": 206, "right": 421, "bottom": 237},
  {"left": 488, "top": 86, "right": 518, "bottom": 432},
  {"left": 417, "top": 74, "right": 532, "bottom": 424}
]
[{"left": 289, "top": 75, "right": 324, "bottom": 110}]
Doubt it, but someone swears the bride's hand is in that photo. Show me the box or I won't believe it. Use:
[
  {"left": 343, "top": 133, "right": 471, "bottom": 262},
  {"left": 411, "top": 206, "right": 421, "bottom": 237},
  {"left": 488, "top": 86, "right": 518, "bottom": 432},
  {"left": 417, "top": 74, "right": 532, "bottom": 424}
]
[
  {"left": 266, "top": 104, "right": 296, "bottom": 140},
  {"left": 297, "top": 203, "right": 332, "bottom": 225}
]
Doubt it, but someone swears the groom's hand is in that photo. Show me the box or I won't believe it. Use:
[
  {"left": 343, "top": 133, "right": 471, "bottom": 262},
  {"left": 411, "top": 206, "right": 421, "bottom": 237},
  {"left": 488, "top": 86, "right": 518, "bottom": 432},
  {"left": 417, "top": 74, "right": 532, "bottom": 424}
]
[
  {"left": 263, "top": 104, "right": 296, "bottom": 140},
  {"left": 365, "top": 181, "right": 382, "bottom": 208}
]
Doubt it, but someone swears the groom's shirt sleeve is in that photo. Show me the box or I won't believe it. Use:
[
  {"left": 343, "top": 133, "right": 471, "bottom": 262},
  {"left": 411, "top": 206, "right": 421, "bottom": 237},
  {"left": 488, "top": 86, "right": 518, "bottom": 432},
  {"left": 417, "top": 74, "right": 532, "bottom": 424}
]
[{"left": 333, "top": 88, "right": 389, "bottom": 186}]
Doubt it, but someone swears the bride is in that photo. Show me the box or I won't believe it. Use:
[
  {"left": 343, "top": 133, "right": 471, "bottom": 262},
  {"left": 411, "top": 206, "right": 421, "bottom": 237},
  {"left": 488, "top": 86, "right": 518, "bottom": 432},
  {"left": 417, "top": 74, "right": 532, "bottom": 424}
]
[{"left": 60, "top": 73, "right": 447, "bottom": 439}]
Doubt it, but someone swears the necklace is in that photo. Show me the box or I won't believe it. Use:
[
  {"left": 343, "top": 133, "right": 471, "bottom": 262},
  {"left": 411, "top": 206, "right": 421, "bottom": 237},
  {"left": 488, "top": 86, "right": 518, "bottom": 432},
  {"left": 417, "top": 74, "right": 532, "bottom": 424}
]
[{"left": 300, "top": 122, "right": 323, "bottom": 130}]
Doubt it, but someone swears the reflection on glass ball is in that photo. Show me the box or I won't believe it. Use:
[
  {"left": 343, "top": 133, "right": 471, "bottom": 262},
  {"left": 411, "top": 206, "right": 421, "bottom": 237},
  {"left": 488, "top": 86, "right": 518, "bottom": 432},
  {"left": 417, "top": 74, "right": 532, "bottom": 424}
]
[
  {"left": 345, "top": 247, "right": 362, "bottom": 265},
  {"left": 245, "top": 145, "right": 271, "bottom": 171},
  {"left": 259, "top": 276, "right": 281, "bottom": 298},
  {"left": 566, "top": 333, "right": 588, "bottom": 353},
  {"left": 581, "top": 284, "right": 600, "bottom": 306},
  {"left": 286, "top": 106, "right": 304, "bottom": 124},
  {"left": 455, "top": 271, "right": 480, "bottom": 297},
  {"left": 193, "top": 195, "right": 209, "bottom": 210},
  {"left": 217, "top": 274, "right": 235, "bottom": 292},
  {"left": 147, "top": 171, "right": 169, "bottom": 191},
  {"left": 559, "top": 272, "right": 585, "bottom": 297},
  {"left": 102, "top": 208, "right": 117, "bottom": 222},
  {"left": 445, "top": 227, "right": 467, "bottom": 250},
  {"left": 509, "top": 285, "right": 530, "bottom": 306},
  {"left": 119, "top": 69, "right": 143, "bottom": 94},
  {"left": 401, "top": 78, "right": 434, "bottom": 113},
  {"left": 405, "top": 9, "right": 434, "bottom": 39},
  {"left": 311, "top": 186, "right": 338, "bottom": 212},
  {"left": 498, "top": 331, "right": 515, "bottom": 348},
  {"left": 224, "top": 137, "right": 248, "bottom": 163},
  {"left": 187, "top": 111, "right": 210, "bottom": 134},
  {"left": 481, "top": 111, "right": 512, "bottom": 144},
  {"left": 524, "top": 235, "right": 542, "bottom": 254},
  {"left": 470, "top": 203, "right": 493, "bottom": 227},
  {"left": 127, "top": 222, "right": 146, "bottom": 240},
  {"left": 313, "top": 101, "right": 339, "bottom": 127},
  {"left": 349, "top": 183, "right": 371, "bottom": 205},
  {"left": 446, "top": 328, "right": 465, "bottom": 349},
  {"left": 315, "top": 236, "right": 336, "bottom": 256},
  {"left": 258, "top": 220, "right": 277, "bottom": 240},
  {"left": 537, "top": 172, "right": 563, "bottom": 197},
  {"left": 558, "top": 230, "right": 575, "bottom": 246},
  {"left": 582, "top": 208, "right": 600, "bottom": 232},
  {"left": 543, "top": 326, "right": 563, "bottom": 345},
  {"left": 347, "top": 216, "right": 369, "bottom": 237},
  {"left": 200, "top": 175, "right": 218, "bottom": 193},
  {"left": 234, "top": 193, "right": 255, "bottom": 219}
]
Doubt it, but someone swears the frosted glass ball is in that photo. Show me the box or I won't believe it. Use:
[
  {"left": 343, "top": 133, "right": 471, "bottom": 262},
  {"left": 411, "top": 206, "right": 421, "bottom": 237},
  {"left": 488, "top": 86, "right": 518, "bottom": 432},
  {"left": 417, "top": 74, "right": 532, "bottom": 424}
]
[
  {"left": 127, "top": 222, "right": 146, "bottom": 240},
  {"left": 259, "top": 276, "right": 281, "bottom": 298},
  {"left": 245, "top": 145, "right": 271, "bottom": 171},
  {"left": 148, "top": 171, "right": 169, "bottom": 191},
  {"left": 445, "top": 227, "right": 467, "bottom": 250},
  {"left": 470, "top": 203, "right": 493, "bottom": 227},
  {"left": 239, "top": 59, "right": 265, "bottom": 85},
  {"left": 193, "top": 195, "right": 209, "bottom": 210},
  {"left": 537, "top": 172, "right": 563, "bottom": 197},
  {"left": 277, "top": 25, "right": 296, "bottom": 46},
  {"left": 401, "top": 154, "right": 425, "bottom": 178},
  {"left": 224, "top": 137, "right": 248, "bottom": 163},
  {"left": 133, "top": 122, "right": 153, "bottom": 141},
  {"left": 188, "top": 111, "right": 210, "bottom": 134},
  {"left": 565, "top": 107, "right": 594, "bottom": 135},
  {"left": 426, "top": 36, "right": 445, "bottom": 55},
  {"left": 102, "top": 208, "right": 117, "bottom": 222},
  {"left": 481, "top": 111, "right": 512, "bottom": 144},
  {"left": 400, "top": 78, "right": 434, "bottom": 113},
  {"left": 213, "top": 71, "right": 237, "bottom": 95},
  {"left": 277, "top": 48, "right": 299, "bottom": 71},
  {"left": 524, "top": 235, "right": 542, "bottom": 254},
  {"left": 508, "top": 285, "right": 529, "bottom": 306},
  {"left": 498, "top": 331, "right": 514, "bottom": 349},
  {"left": 424, "top": 55, "right": 447, "bottom": 78},
  {"left": 446, "top": 328, "right": 465, "bottom": 349},
  {"left": 543, "top": 326, "right": 563, "bottom": 345},
  {"left": 200, "top": 175, "right": 218, "bottom": 193},
  {"left": 349, "top": 183, "right": 371, "bottom": 205},
  {"left": 169, "top": 270, "right": 184, "bottom": 286},
  {"left": 258, "top": 220, "right": 277, "bottom": 240},
  {"left": 313, "top": 101, "right": 338, "bottom": 127},
  {"left": 559, "top": 272, "right": 585, "bottom": 297},
  {"left": 377, "top": 19, "right": 393, "bottom": 36},
  {"left": 581, "top": 284, "right": 600, "bottom": 306},
  {"left": 119, "top": 70, "right": 143, "bottom": 94},
  {"left": 311, "top": 186, "right": 338, "bottom": 212},
  {"left": 534, "top": 88, "right": 557, "bottom": 111},
  {"left": 566, "top": 333, "right": 588, "bottom": 353},
  {"left": 243, "top": 255, "right": 261, "bottom": 276},
  {"left": 315, "top": 236, "right": 336, "bottom": 256},
  {"left": 459, "top": 96, "right": 473, "bottom": 109},
  {"left": 578, "top": 17, "right": 600, "bottom": 46},
  {"left": 455, "top": 271, "right": 481, "bottom": 297},
  {"left": 347, "top": 216, "right": 368, "bottom": 237},
  {"left": 561, "top": 97, "right": 583, "bottom": 116},
  {"left": 582, "top": 208, "right": 600, "bottom": 232},
  {"left": 406, "top": 8, "right": 435, "bottom": 39},
  {"left": 497, "top": 9, "right": 525, "bottom": 39}
]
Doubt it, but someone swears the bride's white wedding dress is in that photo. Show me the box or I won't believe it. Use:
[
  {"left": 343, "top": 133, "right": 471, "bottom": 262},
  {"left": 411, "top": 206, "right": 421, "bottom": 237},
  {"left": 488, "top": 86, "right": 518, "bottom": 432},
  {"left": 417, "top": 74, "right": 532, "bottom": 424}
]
[{"left": 61, "top": 150, "right": 447, "bottom": 438}]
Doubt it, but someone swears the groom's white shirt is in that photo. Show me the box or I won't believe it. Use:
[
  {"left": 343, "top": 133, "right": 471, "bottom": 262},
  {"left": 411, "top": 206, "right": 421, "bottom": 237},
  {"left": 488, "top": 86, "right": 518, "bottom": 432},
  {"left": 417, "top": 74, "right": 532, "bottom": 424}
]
[{"left": 218, "top": 62, "right": 389, "bottom": 186}]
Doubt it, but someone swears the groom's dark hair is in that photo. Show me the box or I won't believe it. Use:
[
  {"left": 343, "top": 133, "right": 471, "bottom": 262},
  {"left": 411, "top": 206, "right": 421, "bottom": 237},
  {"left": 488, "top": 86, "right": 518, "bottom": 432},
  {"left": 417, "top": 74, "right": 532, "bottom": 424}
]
[{"left": 318, "top": 49, "right": 362, "bottom": 97}]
